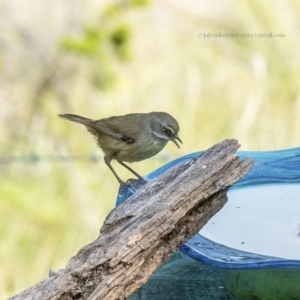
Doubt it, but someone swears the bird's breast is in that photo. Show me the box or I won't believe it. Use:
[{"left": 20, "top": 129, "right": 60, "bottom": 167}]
[{"left": 116, "top": 138, "right": 168, "bottom": 162}]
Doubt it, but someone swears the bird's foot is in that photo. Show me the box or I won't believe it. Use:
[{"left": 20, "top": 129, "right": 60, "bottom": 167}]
[
  {"left": 127, "top": 177, "right": 147, "bottom": 184},
  {"left": 123, "top": 178, "right": 147, "bottom": 190},
  {"left": 117, "top": 178, "right": 148, "bottom": 205}
]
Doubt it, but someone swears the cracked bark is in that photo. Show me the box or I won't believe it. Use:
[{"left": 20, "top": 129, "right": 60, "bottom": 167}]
[{"left": 10, "top": 139, "right": 253, "bottom": 300}]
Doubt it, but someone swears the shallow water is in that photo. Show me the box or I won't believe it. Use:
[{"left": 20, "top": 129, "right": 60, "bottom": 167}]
[{"left": 200, "top": 183, "right": 300, "bottom": 260}]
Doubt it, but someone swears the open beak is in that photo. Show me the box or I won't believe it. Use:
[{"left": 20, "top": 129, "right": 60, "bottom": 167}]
[{"left": 169, "top": 134, "right": 183, "bottom": 148}]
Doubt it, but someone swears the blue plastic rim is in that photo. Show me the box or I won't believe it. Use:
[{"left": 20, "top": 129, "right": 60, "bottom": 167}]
[{"left": 116, "top": 147, "right": 300, "bottom": 270}]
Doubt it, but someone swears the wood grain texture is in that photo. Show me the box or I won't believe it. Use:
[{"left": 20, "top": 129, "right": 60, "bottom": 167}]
[{"left": 10, "top": 139, "right": 253, "bottom": 300}]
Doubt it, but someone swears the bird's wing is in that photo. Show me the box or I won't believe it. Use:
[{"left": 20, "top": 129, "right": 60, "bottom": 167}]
[
  {"left": 86, "top": 122, "right": 126, "bottom": 141},
  {"left": 88, "top": 116, "right": 139, "bottom": 144}
]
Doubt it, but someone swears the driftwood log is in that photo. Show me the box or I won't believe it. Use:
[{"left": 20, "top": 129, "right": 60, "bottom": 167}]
[{"left": 10, "top": 139, "right": 253, "bottom": 300}]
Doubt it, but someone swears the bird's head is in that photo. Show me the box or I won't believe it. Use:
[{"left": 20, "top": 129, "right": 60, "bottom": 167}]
[{"left": 150, "top": 112, "right": 182, "bottom": 148}]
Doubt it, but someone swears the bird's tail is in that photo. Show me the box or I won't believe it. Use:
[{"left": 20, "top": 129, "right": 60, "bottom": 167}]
[{"left": 58, "top": 114, "right": 92, "bottom": 125}]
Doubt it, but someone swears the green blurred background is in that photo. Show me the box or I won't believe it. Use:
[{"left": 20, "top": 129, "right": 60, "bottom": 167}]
[{"left": 1, "top": 0, "right": 299, "bottom": 298}]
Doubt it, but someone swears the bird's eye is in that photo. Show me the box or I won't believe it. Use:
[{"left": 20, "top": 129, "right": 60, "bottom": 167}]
[{"left": 161, "top": 126, "right": 166, "bottom": 131}]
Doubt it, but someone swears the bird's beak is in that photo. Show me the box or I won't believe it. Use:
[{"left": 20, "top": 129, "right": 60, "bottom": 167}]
[{"left": 169, "top": 134, "right": 183, "bottom": 149}]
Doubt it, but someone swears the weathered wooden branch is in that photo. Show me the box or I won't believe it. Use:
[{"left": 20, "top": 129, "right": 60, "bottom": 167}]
[{"left": 10, "top": 139, "right": 253, "bottom": 300}]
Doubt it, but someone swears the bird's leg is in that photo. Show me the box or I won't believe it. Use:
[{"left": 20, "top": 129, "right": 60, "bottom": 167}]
[
  {"left": 117, "top": 161, "right": 146, "bottom": 182},
  {"left": 104, "top": 156, "right": 125, "bottom": 185}
]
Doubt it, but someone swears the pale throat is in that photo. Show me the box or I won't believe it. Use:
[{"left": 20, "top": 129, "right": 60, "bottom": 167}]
[{"left": 151, "top": 130, "right": 170, "bottom": 142}]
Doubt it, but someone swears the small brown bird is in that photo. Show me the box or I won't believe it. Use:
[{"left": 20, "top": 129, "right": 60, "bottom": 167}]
[{"left": 58, "top": 112, "right": 182, "bottom": 185}]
